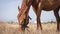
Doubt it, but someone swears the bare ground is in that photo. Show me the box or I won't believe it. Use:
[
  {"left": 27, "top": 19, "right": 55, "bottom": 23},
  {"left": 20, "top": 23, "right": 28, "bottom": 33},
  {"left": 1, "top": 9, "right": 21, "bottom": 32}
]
[{"left": 0, "top": 22, "right": 60, "bottom": 34}]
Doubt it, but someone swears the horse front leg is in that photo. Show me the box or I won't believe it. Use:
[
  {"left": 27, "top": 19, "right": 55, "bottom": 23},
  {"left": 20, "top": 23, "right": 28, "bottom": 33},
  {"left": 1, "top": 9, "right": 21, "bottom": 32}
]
[
  {"left": 37, "top": 3, "right": 42, "bottom": 30},
  {"left": 36, "top": 11, "right": 42, "bottom": 30},
  {"left": 54, "top": 8, "right": 60, "bottom": 31}
]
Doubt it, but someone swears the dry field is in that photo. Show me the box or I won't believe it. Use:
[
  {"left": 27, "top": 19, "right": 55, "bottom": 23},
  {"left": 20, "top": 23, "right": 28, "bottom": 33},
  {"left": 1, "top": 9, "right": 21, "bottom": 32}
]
[{"left": 0, "top": 22, "right": 60, "bottom": 34}]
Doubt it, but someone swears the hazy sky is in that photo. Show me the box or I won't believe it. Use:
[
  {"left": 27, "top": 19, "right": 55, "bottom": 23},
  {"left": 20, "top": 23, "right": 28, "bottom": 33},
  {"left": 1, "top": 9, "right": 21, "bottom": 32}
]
[{"left": 0, "top": 0, "right": 59, "bottom": 22}]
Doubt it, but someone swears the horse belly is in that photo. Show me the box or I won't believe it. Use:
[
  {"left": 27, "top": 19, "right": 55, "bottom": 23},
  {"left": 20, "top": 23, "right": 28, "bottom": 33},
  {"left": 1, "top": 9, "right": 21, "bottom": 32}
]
[
  {"left": 42, "top": 3, "right": 59, "bottom": 11},
  {"left": 42, "top": 0, "right": 60, "bottom": 11},
  {"left": 42, "top": 6, "right": 52, "bottom": 11}
]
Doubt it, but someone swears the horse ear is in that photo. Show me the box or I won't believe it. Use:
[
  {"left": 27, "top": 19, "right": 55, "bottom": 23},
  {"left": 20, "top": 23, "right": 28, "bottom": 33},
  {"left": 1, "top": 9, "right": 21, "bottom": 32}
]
[{"left": 18, "top": 6, "right": 21, "bottom": 11}]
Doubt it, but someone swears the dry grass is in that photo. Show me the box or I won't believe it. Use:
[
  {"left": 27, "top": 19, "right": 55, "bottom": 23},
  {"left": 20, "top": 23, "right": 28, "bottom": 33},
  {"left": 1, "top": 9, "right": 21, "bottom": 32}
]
[{"left": 0, "top": 22, "right": 60, "bottom": 34}]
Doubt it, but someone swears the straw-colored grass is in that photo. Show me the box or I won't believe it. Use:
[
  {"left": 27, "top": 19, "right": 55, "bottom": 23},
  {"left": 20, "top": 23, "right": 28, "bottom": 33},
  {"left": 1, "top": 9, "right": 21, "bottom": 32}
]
[{"left": 0, "top": 22, "right": 60, "bottom": 34}]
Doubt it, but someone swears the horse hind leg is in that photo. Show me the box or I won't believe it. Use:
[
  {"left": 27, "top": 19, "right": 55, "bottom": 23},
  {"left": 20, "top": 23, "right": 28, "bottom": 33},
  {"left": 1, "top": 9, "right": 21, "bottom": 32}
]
[{"left": 54, "top": 7, "right": 60, "bottom": 31}]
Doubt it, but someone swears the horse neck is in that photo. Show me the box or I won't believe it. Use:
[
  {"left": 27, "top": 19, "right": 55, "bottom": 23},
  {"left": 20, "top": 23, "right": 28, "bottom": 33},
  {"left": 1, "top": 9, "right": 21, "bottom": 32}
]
[{"left": 20, "top": 0, "right": 27, "bottom": 13}]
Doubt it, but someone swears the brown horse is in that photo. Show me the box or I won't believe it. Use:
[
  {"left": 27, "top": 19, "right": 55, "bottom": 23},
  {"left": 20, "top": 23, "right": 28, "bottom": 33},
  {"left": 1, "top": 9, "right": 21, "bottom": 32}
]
[{"left": 18, "top": 0, "right": 60, "bottom": 31}]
